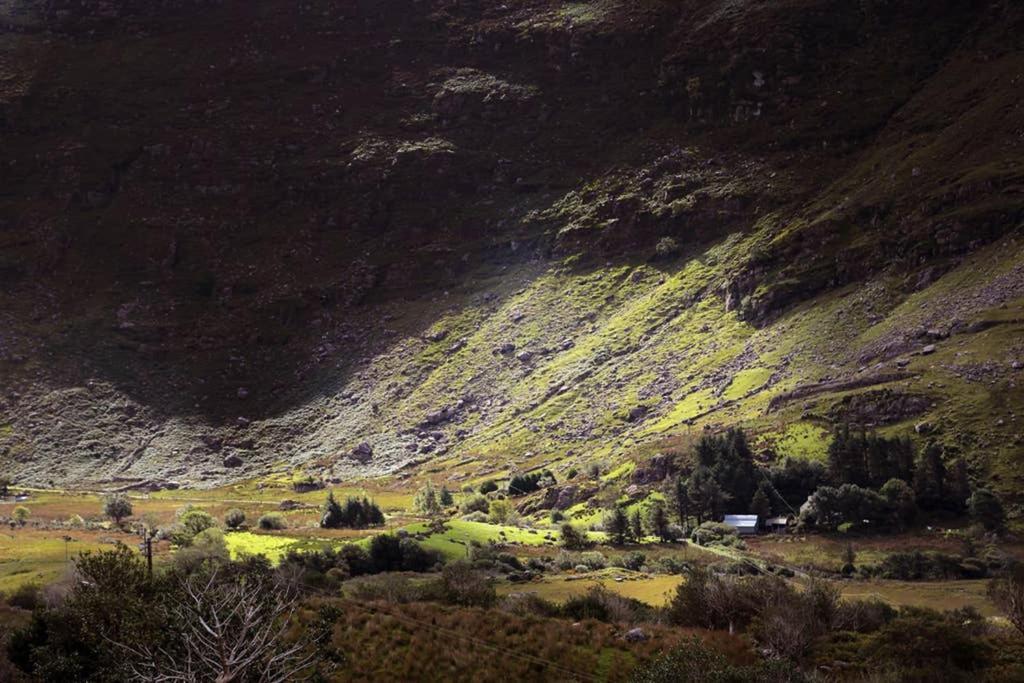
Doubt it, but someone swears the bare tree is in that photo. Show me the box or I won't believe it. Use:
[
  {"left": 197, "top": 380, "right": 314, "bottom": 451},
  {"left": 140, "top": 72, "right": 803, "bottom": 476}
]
[
  {"left": 115, "top": 567, "right": 317, "bottom": 683},
  {"left": 989, "top": 566, "right": 1024, "bottom": 636}
]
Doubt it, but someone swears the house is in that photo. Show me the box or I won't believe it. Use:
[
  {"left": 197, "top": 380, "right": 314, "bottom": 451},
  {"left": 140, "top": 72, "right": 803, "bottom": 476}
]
[
  {"left": 723, "top": 514, "right": 759, "bottom": 535},
  {"left": 765, "top": 516, "right": 792, "bottom": 533}
]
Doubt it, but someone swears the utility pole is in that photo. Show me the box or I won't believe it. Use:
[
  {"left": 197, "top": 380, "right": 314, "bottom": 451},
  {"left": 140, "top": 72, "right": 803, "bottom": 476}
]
[{"left": 138, "top": 528, "right": 155, "bottom": 578}]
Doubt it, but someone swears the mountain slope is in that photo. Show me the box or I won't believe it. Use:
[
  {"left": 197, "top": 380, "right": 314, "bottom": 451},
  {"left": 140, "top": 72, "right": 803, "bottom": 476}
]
[{"left": 0, "top": 0, "right": 1021, "bottom": 507}]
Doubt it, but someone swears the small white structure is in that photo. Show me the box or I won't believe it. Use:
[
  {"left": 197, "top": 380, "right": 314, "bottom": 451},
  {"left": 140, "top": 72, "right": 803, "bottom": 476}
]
[
  {"left": 723, "top": 514, "right": 759, "bottom": 535},
  {"left": 765, "top": 516, "right": 792, "bottom": 533}
]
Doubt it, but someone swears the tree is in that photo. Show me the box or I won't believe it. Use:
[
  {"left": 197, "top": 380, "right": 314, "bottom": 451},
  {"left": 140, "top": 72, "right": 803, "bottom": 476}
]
[
  {"left": 12, "top": 505, "right": 29, "bottom": 526},
  {"left": 224, "top": 508, "right": 246, "bottom": 529},
  {"left": 828, "top": 425, "right": 868, "bottom": 486},
  {"left": 799, "top": 484, "right": 890, "bottom": 531},
  {"left": 688, "top": 467, "right": 727, "bottom": 523},
  {"left": 104, "top": 494, "right": 133, "bottom": 525},
  {"left": 914, "top": 441, "right": 947, "bottom": 510},
  {"left": 670, "top": 476, "right": 690, "bottom": 526},
  {"left": 880, "top": 478, "right": 917, "bottom": 529},
  {"left": 0, "top": 475, "right": 10, "bottom": 497},
  {"left": 988, "top": 565, "right": 1024, "bottom": 636},
  {"left": 321, "top": 492, "right": 344, "bottom": 529},
  {"left": 969, "top": 488, "right": 1005, "bottom": 532},
  {"left": 949, "top": 459, "right": 972, "bottom": 511},
  {"left": 488, "top": 498, "right": 512, "bottom": 525},
  {"left": 750, "top": 483, "right": 772, "bottom": 521},
  {"left": 629, "top": 508, "right": 644, "bottom": 542},
  {"left": 647, "top": 501, "right": 672, "bottom": 542},
  {"left": 605, "top": 506, "right": 630, "bottom": 545},
  {"left": 413, "top": 483, "right": 442, "bottom": 517},
  {"left": 117, "top": 564, "right": 319, "bottom": 682},
  {"left": 439, "top": 486, "right": 454, "bottom": 507},
  {"left": 560, "top": 523, "right": 592, "bottom": 550}
]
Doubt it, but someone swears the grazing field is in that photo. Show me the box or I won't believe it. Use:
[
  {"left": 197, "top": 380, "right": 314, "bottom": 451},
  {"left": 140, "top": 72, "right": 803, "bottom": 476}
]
[
  {"left": 404, "top": 519, "right": 562, "bottom": 559},
  {"left": 0, "top": 528, "right": 124, "bottom": 594},
  {"left": 498, "top": 570, "right": 685, "bottom": 606},
  {"left": 836, "top": 579, "right": 997, "bottom": 616}
]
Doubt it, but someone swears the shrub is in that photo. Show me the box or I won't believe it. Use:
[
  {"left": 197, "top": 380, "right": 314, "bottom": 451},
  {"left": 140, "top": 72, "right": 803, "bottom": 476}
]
[
  {"left": 460, "top": 494, "right": 490, "bottom": 514},
  {"left": 5, "top": 583, "right": 41, "bottom": 610},
  {"left": 488, "top": 499, "right": 515, "bottom": 525},
  {"left": 579, "top": 552, "right": 607, "bottom": 570},
  {"left": 653, "top": 236, "right": 681, "bottom": 259},
  {"left": 66, "top": 514, "right": 86, "bottom": 528},
  {"left": 559, "top": 523, "right": 592, "bottom": 550},
  {"left": 690, "top": 521, "right": 740, "bottom": 547},
  {"left": 441, "top": 561, "right": 496, "bottom": 608},
  {"left": 257, "top": 513, "right": 287, "bottom": 530},
  {"left": 461, "top": 510, "right": 488, "bottom": 522},
  {"left": 172, "top": 508, "right": 219, "bottom": 545},
  {"left": 478, "top": 481, "right": 498, "bottom": 495},
  {"left": 12, "top": 505, "right": 29, "bottom": 525},
  {"left": 632, "top": 638, "right": 799, "bottom": 683},
  {"left": 616, "top": 551, "right": 646, "bottom": 571},
  {"left": 224, "top": 508, "right": 246, "bottom": 529}
]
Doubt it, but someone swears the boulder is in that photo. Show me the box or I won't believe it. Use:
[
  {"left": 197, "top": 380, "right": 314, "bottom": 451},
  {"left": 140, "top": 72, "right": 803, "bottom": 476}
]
[
  {"left": 624, "top": 628, "right": 648, "bottom": 643},
  {"left": 350, "top": 442, "right": 373, "bottom": 463},
  {"left": 222, "top": 454, "right": 243, "bottom": 468}
]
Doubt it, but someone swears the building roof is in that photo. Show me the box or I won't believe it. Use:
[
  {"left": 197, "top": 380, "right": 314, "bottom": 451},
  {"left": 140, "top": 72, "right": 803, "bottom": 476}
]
[
  {"left": 766, "top": 516, "right": 791, "bottom": 526},
  {"left": 723, "top": 514, "right": 759, "bottom": 528}
]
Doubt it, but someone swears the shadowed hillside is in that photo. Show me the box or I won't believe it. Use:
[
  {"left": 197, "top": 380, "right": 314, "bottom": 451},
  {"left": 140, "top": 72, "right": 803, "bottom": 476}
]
[{"left": 0, "top": 0, "right": 1021, "bottom": 507}]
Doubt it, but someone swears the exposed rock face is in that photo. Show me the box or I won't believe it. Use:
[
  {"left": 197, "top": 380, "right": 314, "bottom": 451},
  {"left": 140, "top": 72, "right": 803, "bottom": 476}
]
[
  {"left": 631, "top": 455, "right": 677, "bottom": 485},
  {"left": 0, "top": 0, "right": 1021, "bottom": 491}
]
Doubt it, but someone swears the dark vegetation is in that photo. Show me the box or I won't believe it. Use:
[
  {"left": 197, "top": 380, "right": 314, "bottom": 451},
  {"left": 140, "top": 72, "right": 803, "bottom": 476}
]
[{"left": 320, "top": 493, "right": 385, "bottom": 530}]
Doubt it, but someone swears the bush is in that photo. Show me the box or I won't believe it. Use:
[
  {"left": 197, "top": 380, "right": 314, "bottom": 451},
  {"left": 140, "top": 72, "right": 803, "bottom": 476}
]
[
  {"left": 615, "top": 551, "right": 646, "bottom": 571},
  {"left": 631, "top": 638, "right": 800, "bottom": 683},
  {"left": 5, "top": 583, "right": 41, "bottom": 610},
  {"left": 690, "top": 521, "right": 741, "bottom": 547},
  {"left": 66, "top": 514, "right": 86, "bottom": 528},
  {"left": 441, "top": 561, "right": 496, "bottom": 608},
  {"left": 12, "top": 505, "right": 29, "bottom": 525},
  {"left": 461, "top": 510, "right": 488, "bottom": 522},
  {"left": 653, "top": 236, "right": 681, "bottom": 259},
  {"left": 579, "top": 552, "right": 607, "bottom": 570},
  {"left": 478, "top": 481, "right": 498, "bottom": 495},
  {"left": 460, "top": 494, "right": 490, "bottom": 514},
  {"left": 257, "top": 513, "right": 287, "bottom": 530},
  {"left": 224, "top": 508, "right": 246, "bottom": 529},
  {"left": 172, "top": 508, "right": 219, "bottom": 545},
  {"left": 559, "top": 523, "right": 592, "bottom": 550}
]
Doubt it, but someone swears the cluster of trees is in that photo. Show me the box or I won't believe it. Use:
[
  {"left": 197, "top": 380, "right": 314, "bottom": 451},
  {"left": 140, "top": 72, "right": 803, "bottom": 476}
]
[
  {"left": 508, "top": 469, "right": 555, "bottom": 497},
  {"left": 602, "top": 501, "right": 676, "bottom": 545},
  {"left": 413, "top": 482, "right": 453, "bottom": 516},
  {"left": 667, "top": 429, "right": 762, "bottom": 527},
  {"left": 655, "top": 425, "right": 1003, "bottom": 535},
  {"left": 799, "top": 430, "right": 999, "bottom": 531},
  {"left": 320, "top": 492, "right": 385, "bottom": 529}
]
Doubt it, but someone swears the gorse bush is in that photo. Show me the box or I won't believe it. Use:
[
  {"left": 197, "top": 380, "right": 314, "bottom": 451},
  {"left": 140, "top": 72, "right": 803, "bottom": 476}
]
[
  {"left": 224, "top": 508, "right": 246, "bottom": 529},
  {"left": 257, "top": 513, "right": 287, "bottom": 530}
]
